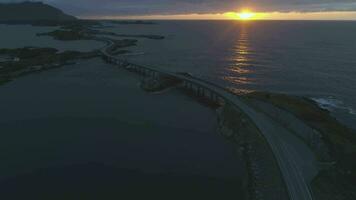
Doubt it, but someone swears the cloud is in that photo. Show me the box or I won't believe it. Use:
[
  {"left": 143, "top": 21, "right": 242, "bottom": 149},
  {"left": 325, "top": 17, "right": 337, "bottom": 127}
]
[{"left": 2, "top": 0, "right": 356, "bottom": 16}]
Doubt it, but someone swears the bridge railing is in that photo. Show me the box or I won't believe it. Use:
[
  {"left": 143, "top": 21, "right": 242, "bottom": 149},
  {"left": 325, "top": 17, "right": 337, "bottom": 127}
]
[
  {"left": 101, "top": 50, "right": 241, "bottom": 105},
  {"left": 100, "top": 41, "right": 297, "bottom": 200}
]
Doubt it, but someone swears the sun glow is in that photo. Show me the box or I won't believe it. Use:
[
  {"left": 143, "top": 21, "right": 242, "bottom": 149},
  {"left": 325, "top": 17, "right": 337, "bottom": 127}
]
[
  {"left": 223, "top": 9, "right": 265, "bottom": 20},
  {"left": 238, "top": 11, "right": 255, "bottom": 20}
]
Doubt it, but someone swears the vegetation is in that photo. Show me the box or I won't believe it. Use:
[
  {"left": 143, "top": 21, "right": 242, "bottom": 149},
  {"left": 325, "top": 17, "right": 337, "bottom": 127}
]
[
  {"left": 0, "top": 78, "right": 10, "bottom": 86},
  {"left": 32, "top": 20, "right": 99, "bottom": 27},
  {"left": 90, "top": 29, "right": 165, "bottom": 40},
  {"left": 312, "top": 170, "right": 356, "bottom": 200},
  {"left": 0, "top": 2, "right": 76, "bottom": 22},
  {"left": 1, "top": 47, "right": 96, "bottom": 66},
  {"left": 115, "top": 34, "right": 164, "bottom": 40},
  {"left": 37, "top": 30, "right": 89, "bottom": 41},
  {"left": 106, "top": 39, "right": 138, "bottom": 55},
  {"left": 37, "top": 22, "right": 164, "bottom": 42},
  {"left": 30, "top": 14, "right": 164, "bottom": 42},
  {"left": 244, "top": 92, "right": 356, "bottom": 162},
  {"left": 107, "top": 20, "right": 156, "bottom": 25},
  {"left": 111, "top": 50, "right": 131, "bottom": 56},
  {"left": 244, "top": 91, "right": 356, "bottom": 200},
  {"left": 0, "top": 47, "right": 98, "bottom": 83},
  {"left": 141, "top": 74, "right": 182, "bottom": 92}
]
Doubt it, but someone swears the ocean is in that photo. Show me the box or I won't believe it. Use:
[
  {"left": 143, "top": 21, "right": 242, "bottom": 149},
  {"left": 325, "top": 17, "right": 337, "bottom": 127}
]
[
  {"left": 0, "top": 21, "right": 355, "bottom": 128},
  {"left": 106, "top": 20, "right": 356, "bottom": 129}
]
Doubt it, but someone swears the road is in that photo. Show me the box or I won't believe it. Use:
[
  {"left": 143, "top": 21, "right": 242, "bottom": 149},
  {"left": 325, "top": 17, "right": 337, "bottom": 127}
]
[{"left": 100, "top": 38, "right": 317, "bottom": 200}]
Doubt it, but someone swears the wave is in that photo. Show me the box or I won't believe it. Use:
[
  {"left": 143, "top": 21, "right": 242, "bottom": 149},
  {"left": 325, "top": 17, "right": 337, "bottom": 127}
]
[{"left": 311, "top": 97, "right": 355, "bottom": 115}]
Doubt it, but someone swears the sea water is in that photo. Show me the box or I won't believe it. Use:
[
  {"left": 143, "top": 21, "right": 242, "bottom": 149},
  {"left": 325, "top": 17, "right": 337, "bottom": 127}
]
[{"left": 107, "top": 20, "right": 356, "bottom": 129}]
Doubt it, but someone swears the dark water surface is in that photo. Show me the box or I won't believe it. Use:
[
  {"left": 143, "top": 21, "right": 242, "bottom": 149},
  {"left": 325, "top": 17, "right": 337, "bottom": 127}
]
[
  {"left": 111, "top": 20, "right": 356, "bottom": 129},
  {"left": 0, "top": 59, "right": 244, "bottom": 199}
]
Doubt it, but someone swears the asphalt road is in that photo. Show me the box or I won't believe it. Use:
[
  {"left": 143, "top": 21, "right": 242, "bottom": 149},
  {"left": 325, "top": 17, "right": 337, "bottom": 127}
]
[{"left": 101, "top": 39, "right": 317, "bottom": 200}]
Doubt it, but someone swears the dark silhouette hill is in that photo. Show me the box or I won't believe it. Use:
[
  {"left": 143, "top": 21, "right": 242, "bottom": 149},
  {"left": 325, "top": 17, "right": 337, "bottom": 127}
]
[{"left": 0, "top": 2, "right": 76, "bottom": 21}]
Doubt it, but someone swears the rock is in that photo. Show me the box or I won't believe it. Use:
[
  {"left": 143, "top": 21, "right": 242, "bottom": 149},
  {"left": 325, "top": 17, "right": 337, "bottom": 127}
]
[
  {"left": 140, "top": 78, "right": 161, "bottom": 92},
  {"left": 221, "top": 126, "right": 234, "bottom": 138},
  {"left": 30, "top": 65, "right": 43, "bottom": 71}
]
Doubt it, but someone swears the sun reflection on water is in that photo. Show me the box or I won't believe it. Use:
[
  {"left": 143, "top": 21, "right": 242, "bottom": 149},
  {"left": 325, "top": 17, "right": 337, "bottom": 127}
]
[{"left": 223, "top": 24, "right": 255, "bottom": 92}]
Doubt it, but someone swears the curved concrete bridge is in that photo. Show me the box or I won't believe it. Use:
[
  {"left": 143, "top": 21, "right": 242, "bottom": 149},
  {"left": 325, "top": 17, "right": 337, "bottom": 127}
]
[{"left": 100, "top": 38, "right": 318, "bottom": 200}]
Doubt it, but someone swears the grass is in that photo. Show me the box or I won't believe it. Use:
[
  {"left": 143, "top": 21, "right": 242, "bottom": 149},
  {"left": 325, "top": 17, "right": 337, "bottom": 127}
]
[
  {"left": 244, "top": 92, "right": 356, "bottom": 159},
  {"left": 141, "top": 75, "right": 182, "bottom": 93},
  {"left": 0, "top": 78, "right": 10, "bottom": 86},
  {"left": 1, "top": 48, "right": 97, "bottom": 71},
  {"left": 244, "top": 91, "right": 356, "bottom": 200},
  {"left": 312, "top": 170, "right": 356, "bottom": 200},
  {"left": 0, "top": 47, "right": 98, "bottom": 83},
  {"left": 107, "top": 39, "right": 137, "bottom": 54},
  {"left": 37, "top": 30, "right": 88, "bottom": 41}
]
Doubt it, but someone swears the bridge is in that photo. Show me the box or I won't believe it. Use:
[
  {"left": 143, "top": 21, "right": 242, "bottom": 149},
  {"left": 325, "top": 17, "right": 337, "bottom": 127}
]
[{"left": 100, "top": 38, "right": 316, "bottom": 200}]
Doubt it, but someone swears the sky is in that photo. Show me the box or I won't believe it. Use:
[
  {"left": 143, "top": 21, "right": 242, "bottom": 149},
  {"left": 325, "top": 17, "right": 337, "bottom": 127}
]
[{"left": 2, "top": 0, "right": 356, "bottom": 20}]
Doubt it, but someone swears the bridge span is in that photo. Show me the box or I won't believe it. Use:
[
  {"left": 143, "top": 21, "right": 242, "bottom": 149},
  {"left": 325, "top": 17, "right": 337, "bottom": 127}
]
[{"left": 100, "top": 38, "right": 316, "bottom": 200}]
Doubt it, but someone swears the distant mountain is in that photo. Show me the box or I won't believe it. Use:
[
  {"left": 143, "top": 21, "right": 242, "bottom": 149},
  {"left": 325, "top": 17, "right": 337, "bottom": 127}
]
[{"left": 0, "top": 2, "right": 76, "bottom": 21}]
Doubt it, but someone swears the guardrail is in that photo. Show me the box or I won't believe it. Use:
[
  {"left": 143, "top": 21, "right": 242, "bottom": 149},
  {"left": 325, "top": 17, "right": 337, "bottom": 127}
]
[{"left": 99, "top": 38, "right": 316, "bottom": 200}]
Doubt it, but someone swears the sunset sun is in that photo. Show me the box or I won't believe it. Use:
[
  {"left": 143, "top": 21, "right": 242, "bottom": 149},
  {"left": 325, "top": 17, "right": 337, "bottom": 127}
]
[
  {"left": 224, "top": 10, "right": 260, "bottom": 20},
  {"left": 238, "top": 11, "right": 255, "bottom": 20}
]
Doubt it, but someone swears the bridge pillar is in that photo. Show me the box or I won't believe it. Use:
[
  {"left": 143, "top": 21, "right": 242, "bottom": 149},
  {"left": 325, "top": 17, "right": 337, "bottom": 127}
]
[
  {"left": 184, "top": 81, "right": 189, "bottom": 89},
  {"left": 197, "top": 87, "right": 202, "bottom": 97},
  {"left": 212, "top": 93, "right": 218, "bottom": 104},
  {"left": 191, "top": 84, "right": 195, "bottom": 92},
  {"left": 200, "top": 88, "right": 204, "bottom": 97}
]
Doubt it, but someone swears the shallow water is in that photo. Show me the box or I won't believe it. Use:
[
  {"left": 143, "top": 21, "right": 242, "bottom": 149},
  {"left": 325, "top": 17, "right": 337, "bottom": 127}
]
[{"left": 106, "top": 20, "right": 356, "bottom": 129}]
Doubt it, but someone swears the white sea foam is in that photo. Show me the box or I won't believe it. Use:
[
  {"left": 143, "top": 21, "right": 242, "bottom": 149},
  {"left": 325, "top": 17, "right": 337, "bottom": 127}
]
[{"left": 311, "top": 97, "right": 355, "bottom": 115}]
